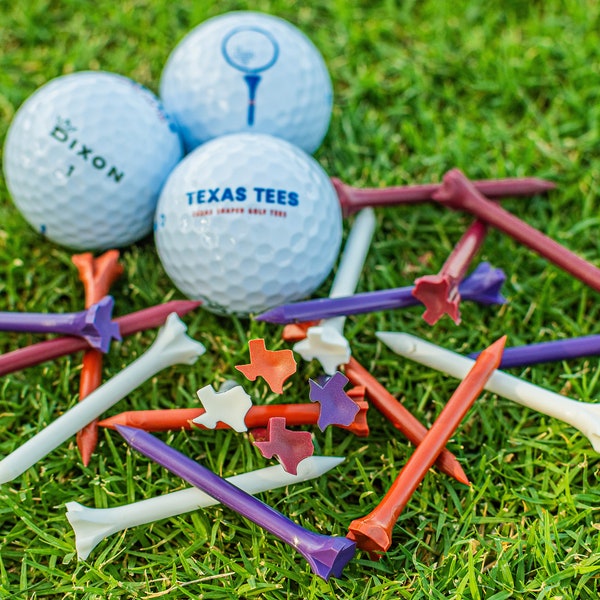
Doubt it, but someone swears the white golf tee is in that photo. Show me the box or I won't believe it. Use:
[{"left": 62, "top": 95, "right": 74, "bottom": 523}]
[
  {"left": 66, "top": 456, "right": 344, "bottom": 560},
  {"left": 294, "top": 208, "right": 376, "bottom": 374},
  {"left": 0, "top": 313, "right": 205, "bottom": 483},
  {"left": 377, "top": 331, "right": 600, "bottom": 453}
]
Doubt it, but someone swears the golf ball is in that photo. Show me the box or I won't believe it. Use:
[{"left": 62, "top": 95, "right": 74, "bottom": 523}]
[
  {"left": 159, "top": 11, "right": 333, "bottom": 154},
  {"left": 3, "top": 71, "right": 183, "bottom": 251},
  {"left": 154, "top": 133, "right": 343, "bottom": 316}
]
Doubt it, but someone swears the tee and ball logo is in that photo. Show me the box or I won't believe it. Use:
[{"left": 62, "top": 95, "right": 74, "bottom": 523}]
[
  {"left": 49, "top": 117, "right": 125, "bottom": 182},
  {"left": 221, "top": 26, "right": 280, "bottom": 126}
]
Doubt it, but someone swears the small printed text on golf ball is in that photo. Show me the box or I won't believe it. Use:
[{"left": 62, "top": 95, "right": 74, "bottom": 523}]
[{"left": 188, "top": 207, "right": 288, "bottom": 218}]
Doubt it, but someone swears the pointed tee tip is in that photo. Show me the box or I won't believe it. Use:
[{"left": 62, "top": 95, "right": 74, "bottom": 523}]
[
  {"left": 114, "top": 424, "right": 138, "bottom": 441},
  {"left": 490, "top": 335, "right": 508, "bottom": 352}
]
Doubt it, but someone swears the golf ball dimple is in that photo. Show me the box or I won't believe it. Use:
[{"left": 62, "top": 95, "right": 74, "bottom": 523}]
[
  {"left": 3, "top": 71, "right": 183, "bottom": 251},
  {"left": 154, "top": 133, "right": 343, "bottom": 316},
  {"left": 159, "top": 11, "right": 333, "bottom": 154}
]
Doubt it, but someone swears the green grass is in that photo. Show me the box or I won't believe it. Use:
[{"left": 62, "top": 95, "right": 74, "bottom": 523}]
[{"left": 1, "top": 0, "right": 600, "bottom": 597}]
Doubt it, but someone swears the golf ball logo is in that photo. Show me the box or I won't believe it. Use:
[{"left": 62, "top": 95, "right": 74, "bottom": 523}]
[
  {"left": 184, "top": 186, "right": 299, "bottom": 206},
  {"left": 155, "top": 185, "right": 300, "bottom": 231},
  {"left": 221, "top": 26, "right": 279, "bottom": 126},
  {"left": 50, "top": 116, "right": 124, "bottom": 183}
]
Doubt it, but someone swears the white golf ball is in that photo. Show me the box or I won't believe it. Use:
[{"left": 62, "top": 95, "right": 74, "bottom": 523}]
[
  {"left": 3, "top": 71, "right": 183, "bottom": 251},
  {"left": 160, "top": 11, "right": 333, "bottom": 154},
  {"left": 154, "top": 133, "right": 343, "bottom": 316}
]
